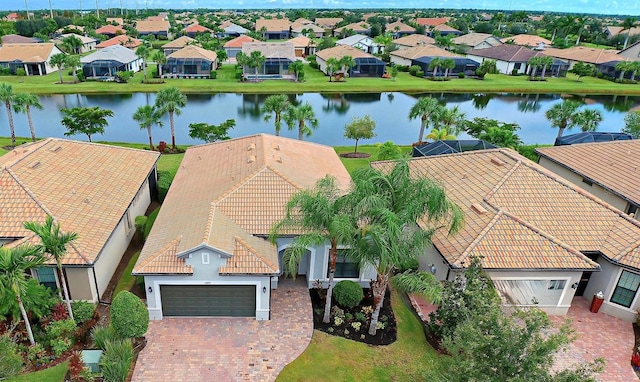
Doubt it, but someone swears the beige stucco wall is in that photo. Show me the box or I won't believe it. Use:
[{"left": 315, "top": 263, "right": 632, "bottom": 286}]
[
  {"left": 585, "top": 256, "right": 640, "bottom": 322},
  {"left": 390, "top": 55, "right": 413, "bottom": 67},
  {"left": 538, "top": 157, "right": 630, "bottom": 212},
  {"left": 66, "top": 268, "right": 95, "bottom": 301}
]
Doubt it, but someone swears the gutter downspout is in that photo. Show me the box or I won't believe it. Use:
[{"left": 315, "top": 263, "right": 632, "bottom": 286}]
[{"left": 91, "top": 265, "right": 104, "bottom": 304}]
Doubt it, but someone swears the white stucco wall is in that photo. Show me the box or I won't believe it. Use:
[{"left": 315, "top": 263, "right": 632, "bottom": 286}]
[
  {"left": 419, "top": 244, "right": 454, "bottom": 281},
  {"left": 466, "top": 55, "right": 526, "bottom": 75},
  {"left": 390, "top": 55, "right": 412, "bottom": 67},
  {"left": 585, "top": 256, "right": 640, "bottom": 322}
]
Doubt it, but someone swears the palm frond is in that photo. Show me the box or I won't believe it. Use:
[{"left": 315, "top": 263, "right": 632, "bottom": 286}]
[{"left": 393, "top": 270, "right": 443, "bottom": 304}]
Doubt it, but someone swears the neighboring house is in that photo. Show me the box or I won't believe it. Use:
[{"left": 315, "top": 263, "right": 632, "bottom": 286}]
[
  {"left": 96, "top": 35, "right": 143, "bottom": 50},
  {"left": 372, "top": 149, "right": 640, "bottom": 322},
  {"left": 618, "top": 41, "right": 640, "bottom": 60},
  {"left": 429, "top": 23, "right": 463, "bottom": 37},
  {"left": 288, "top": 36, "right": 316, "bottom": 57},
  {"left": 333, "top": 22, "right": 371, "bottom": 37},
  {"left": 412, "top": 56, "right": 480, "bottom": 77},
  {"left": 501, "top": 34, "right": 552, "bottom": 47},
  {"left": 163, "top": 45, "right": 217, "bottom": 78},
  {"left": 95, "top": 24, "right": 126, "bottom": 39},
  {"left": 136, "top": 20, "right": 170, "bottom": 39},
  {"left": 1, "top": 34, "right": 40, "bottom": 44},
  {"left": 217, "top": 21, "right": 249, "bottom": 38},
  {"left": 415, "top": 17, "right": 450, "bottom": 28},
  {"left": 542, "top": 46, "right": 624, "bottom": 70},
  {"left": 336, "top": 34, "right": 384, "bottom": 54},
  {"left": 240, "top": 42, "right": 296, "bottom": 79},
  {"left": 536, "top": 140, "right": 640, "bottom": 218},
  {"left": 596, "top": 60, "right": 634, "bottom": 79},
  {"left": 183, "top": 23, "right": 212, "bottom": 38},
  {"left": 0, "top": 138, "right": 159, "bottom": 303},
  {"left": 314, "top": 17, "right": 343, "bottom": 34},
  {"left": 389, "top": 44, "right": 457, "bottom": 67},
  {"left": 467, "top": 45, "right": 567, "bottom": 76},
  {"left": 161, "top": 35, "right": 196, "bottom": 56},
  {"left": 605, "top": 25, "right": 640, "bottom": 39},
  {"left": 106, "top": 17, "right": 123, "bottom": 25},
  {"left": 412, "top": 140, "right": 497, "bottom": 157},
  {"left": 452, "top": 33, "right": 502, "bottom": 53},
  {"left": 52, "top": 33, "right": 98, "bottom": 54},
  {"left": 56, "top": 25, "right": 85, "bottom": 34},
  {"left": 315, "top": 45, "right": 386, "bottom": 77},
  {"left": 0, "top": 43, "right": 63, "bottom": 75},
  {"left": 81, "top": 44, "right": 142, "bottom": 78},
  {"left": 3, "top": 12, "right": 19, "bottom": 22},
  {"left": 224, "top": 35, "right": 259, "bottom": 59},
  {"left": 255, "top": 18, "right": 291, "bottom": 39},
  {"left": 290, "top": 22, "right": 325, "bottom": 38},
  {"left": 385, "top": 20, "right": 416, "bottom": 38},
  {"left": 132, "top": 134, "right": 374, "bottom": 320},
  {"left": 393, "top": 34, "right": 436, "bottom": 49}
]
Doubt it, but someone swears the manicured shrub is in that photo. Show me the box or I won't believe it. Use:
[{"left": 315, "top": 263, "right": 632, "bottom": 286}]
[
  {"left": 100, "top": 338, "right": 134, "bottom": 382},
  {"left": 156, "top": 170, "right": 173, "bottom": 203},
  {"left": 408, "top": 65, "right": 421, "bottom": 76},
  {"left": 71, "top": 301, "right": 96, "bottom": 325},
  {"left": 0, "top": 335, "right": 23, "bottom": 379},
  {"left": 134, "top": 215, "right": 147, "bottom": 238},
  {"left": 458, "top": 72, "right": 465, "bottom": 78},
  {"left": 309, "top": 61, "right": 319, "bottom": 69},
  {"left": 234, "top": 68, "right": 243, "bottom": 79},
  {"left": 91, "top": 325, "right": 120, "bottom": 351},
  {"left": 0, "top": 67, "right": 11, "bottom": 75},
  {"left": 15, "top": 68, "right": 26, "bottom": 77},
  {"left": 209, "top": 70, "right": 217, "bottom": 79},
  {"left": 333, "top": 280, "right": 364, "bottom": 309},
  {"left": 144, "top": 207, "right": 160, "bottom": 238},
  {"left": 396, "top": 65, "right": 409, "bottom": 72},
  {"left": 26, "top": 343, "right": 49, "bottom": 367},
  {"left": 110, "top": 291, "right": 149, "bottom": 338},
  {"left": 116, "top": 70, "right": 133, "bottom": 82},
  {"left": 415, "top": 70, "right": 425, "bottom": 78}
]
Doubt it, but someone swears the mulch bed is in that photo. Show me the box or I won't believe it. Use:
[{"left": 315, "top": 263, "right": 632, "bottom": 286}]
[
  {"left": 339, "top": 152, "right": 371, "bottom": 159},
  {"left": 310, "top": 288, "right": 397, "bottom": 345}
]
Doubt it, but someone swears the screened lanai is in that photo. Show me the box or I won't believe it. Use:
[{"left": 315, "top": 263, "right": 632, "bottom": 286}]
[
  {"left": 349, "top": 57, "right": 385, "bottom": 77},
  {"left": 164, "top": 57, "right": 214, "bottom": 77}
]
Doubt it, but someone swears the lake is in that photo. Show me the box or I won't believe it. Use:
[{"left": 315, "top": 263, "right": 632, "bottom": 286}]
[{"left": 1, "top": 92, "right": 637, "bottom": 146}]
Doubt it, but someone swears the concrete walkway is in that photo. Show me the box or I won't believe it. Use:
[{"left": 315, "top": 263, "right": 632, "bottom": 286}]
[{"left": 132, "top": 279, "right": 313, "bottom": 382}]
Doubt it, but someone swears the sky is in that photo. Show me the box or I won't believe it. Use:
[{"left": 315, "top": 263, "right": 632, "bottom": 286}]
[{"left": 2, "top": 0, "right": 639, "bottom": 16}]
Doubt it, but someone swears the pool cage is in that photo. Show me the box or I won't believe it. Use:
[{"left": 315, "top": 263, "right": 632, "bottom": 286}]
[
  {"left": 82, "top": 60, "right": 128, "bottom": 78},
  {"left": 413, "top": 140, "right": 497, "bottom": 157},
  {"left": 554, "top": 132, "right": 635, "bottom": 146},
  {"left": 349, "top": 57, "right": 386, "bottom": 77},
  {"left": 163, "top": 57, "right": 214, "bottom": 77}
]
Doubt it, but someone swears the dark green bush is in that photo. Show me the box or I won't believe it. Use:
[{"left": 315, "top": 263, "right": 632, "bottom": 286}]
[
  {"left": 409, "top": 65, "right": 421, "bottom": 76},
  {"left": 210, "top": 70, "right": 217, "bottom": 79},
  {"left": 458, "top": 72, "right": 465, "bottom": 78},
  {"left": 71, "top": 300, "right": 95, "bottom": 325},
  {"left": 0, "top": 335, "right": 23, "bottom": 379},
  {"left": 100, "top": 338, "right": 134, "bottom": 382},
  {"left": 110, "top": 291, "right": 149, "bottom": 338},
  {"left": 415, "top": 70, "right": 425, "bottom": 78},
  {"left": 144, "top": 207, "right": 160, "bottom": 238},
  {"left": 45, "top": 318, "right": 76, "bottom": 356},
  {"left": 333, "top": 280, "right": 364, "bottom": 309},
  {"left": 297, "top": 70, "right": 305, "bottom": 81},
  {"left": 134, "top": 215, "right": 147, "bottom": 238},
  {"left": 91, "top": 325, "right": 120, "bottom": 351},
  {"left": 396, "top": 65, "right": 409, "bottom": 72},
  {"left": 309, "top": 61, "right": 319, "bottom": 69},
  {"left": 234, "top": 68, "right": 243, "bottom": 79},
  {"left": 15, "top": 68, "right": 26, "bottom": 77},
  {"left": 157, "top": 170, "right": 174, "bottom": 203},
  {"left": 0, "top": 67, "right": 11, "bottom": 75},
  {"left": 398, "top": 258, "right": 419, "bottom": 272}
]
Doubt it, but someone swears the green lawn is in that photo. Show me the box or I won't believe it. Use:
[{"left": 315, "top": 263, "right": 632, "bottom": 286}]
[
  {"left": 6, "top": 363, "right": 68, "bottom": 382},
  {"left": 277, "top": 291, "right": 440, "bottom": 381},
  {"left": 1, "top": 64, "right": 639, "bottom": 95},
  {"left": 335, "top": 144, "right": 412, "bottom": 174},
  {"left": 113, "top": 251, "right": 141, "bottom": 298}
]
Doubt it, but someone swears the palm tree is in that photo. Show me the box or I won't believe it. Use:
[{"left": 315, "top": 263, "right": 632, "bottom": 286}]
[
  {"left": 247, "top": 50, "right": 266, "bottom": 81},
  {"left": 346, "top": 160, "right": 463, "bottom": 335},
  {"left": 0, "top": 245, "right": 45, "bottom": 345},
  {"left": 61, "top": 35, "right": 83, "bottom": 54},
  {"left": 575, "top": 109, "right": 603, "bottom": 132},
  {"left": 539, "top": 56, "right": 554, "bottom": 80},
  {"left": 574, "top": 17, "right": 586, "bottom": 46},
  {"left": 262, "top": 94, "right": 289, "bottom": 136},
  {"left": 527, "top": 56, "right": 542, "bottom": 79},
  {"left": 326, "top": 57, "right": 340, "bottom": 82},
  {"left": 288, "top": 60, "right": 304, "bottom": 82},
  {"left": 479, "top": 127, "right": 523, "bottom": 148},
  {"left": 426, "top": 128, "right": 456, "bottom": 141},
  {"left": 152, "top": 50, "right": 167, "bottom": 79},
  {"left": 133, "top": 104, "right": 163, "bottom": 150},
  {"left": 629, "top": 62, "right": 640, "bottom": 82},
  {"left": 155, "top": 87, "right": 187, "bottom": 150},
  {"left": 339, "top": 56, "right": 356, "bottom": 80},
  {"left": 434, "top": 105, "right": 466, "bottom": 134},
  {"left": 284, "top": 102, "right": 318, "bottom": 140},
  {"left": 24, "top": 216, "right": 78, "bottom": 321},
  {"left": 616, "top": 61, "right": 632, "bottom": 81},
  {"left": 270, "top": 176, "right": 353, "bottom": 324},
  {"left": 66, "top": 55, "right": 81, "bottom": 83},
  {"left": 545, "top": 100, "right": 581, "bottom": 138},
  {"left": 429, "top": 57, "right": 442, "bottom": 78},
  {"left": 13, "top": 93, "right": 42, "bottom": 142},
  {"left": 136, "top": 45, "right": 150, "bottom": 82},
  {"left": 50, "top": 53, "right": 67, "bottom": 84},
  {"left": 621, "top": 17, "right": 637, "bottom": 50},
  {"left": 408, "top": 97, "right": 444, "bottom": 143},
  {"left": 0, "top": 83, "right": 17, "bottom": 145},
  {"left": 440, "top": 58, "right": 455, "bottom": 78}
]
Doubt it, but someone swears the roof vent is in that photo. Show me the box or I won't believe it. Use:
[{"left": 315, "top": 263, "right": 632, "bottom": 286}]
[
  {"left": 50, "top": 146, "right": 62, "bottom": 153},
  {"left": 83, "top": 198, "right": 90, "bottom": 204},
  {"left": 470, "top": 203, "right": 487, "bottom": 215},
  {"left": 276, "top": 156, "right": 283, "bottom": 163},
  {"left": 247, "top": 143, "right": 256, "bottom": 151},
  {"left": 490, "top": 157, "right": 506, "bottom": 166},
  {"left": 30, "top": 161, "right": 41, "bottom": 169},
  {"left": 272, "top": 143, "right": 280, "bottom": 151},
  {"left": 247, "top": 155, "right": 256, "bottom": 163}
]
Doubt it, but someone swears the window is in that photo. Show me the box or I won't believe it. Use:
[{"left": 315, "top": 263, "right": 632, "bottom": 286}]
[
  {"left": 493, "top": 279, "right": 567, "bottom": 306},
  {"left": 202, "top": 252, "right": 210, "bottom": 265},
  {"left": 582, "top": 178, "right": 593, "bottom": 186},
  {"left": 627, "top": 204, "right": 638, "bottom": 216},
  {"left": 611, "top": 270, "right": 640, "bottom": 308},
  {"left": 328, "top": 250, "right": 359, "bottom": 278},
  {"left": 36, "top": 267, "right": 58, "bottom": 290}
]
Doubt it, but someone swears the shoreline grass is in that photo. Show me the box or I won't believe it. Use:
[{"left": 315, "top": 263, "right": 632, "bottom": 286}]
[{"left": 1, "top": 64, "right": 639, "bottom": 96}]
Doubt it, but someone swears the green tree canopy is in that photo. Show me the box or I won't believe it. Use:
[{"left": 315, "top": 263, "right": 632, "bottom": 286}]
[
  {"left": 623, "top": 111, "right": 640, "bottom": 138},
  {"left": 132, "top": 104, "right": 163, "bottom": 150},
  {"left": 188, "top": 119, "right": 235, "bottom": 143},
  {"left": 262, "top": 94, "right": 290, "bottom": 136},
  {"left": 344, "top": 114, "right": 376, "bottom": 153},
  {"left": 60, "top": 106, "right": 114, "bottom": 142},
  {"left": 545, "top": 100, "right": 582, "bottom": 138},
  {"left": 284, "top": 102, "right": 318, "bottom": 140}
]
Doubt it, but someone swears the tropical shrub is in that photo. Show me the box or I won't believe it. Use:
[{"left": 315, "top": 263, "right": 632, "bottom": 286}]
[
  {"left": 100, "top": 338, "right": 134, "bottom": 382},
  {"left": 91, "top": 325, "right": 120, "bottom": 351},
  {"left": 0, "top": 335, "right": 23, "bottom": 379},
  {"left": 115, "top": 71, "right": 133, "bottom": 82},
  {"left": 71, "top": 301, "right": 96, "bottom": 325},
  {"left": 209, "top": 70, "right": 217, "bottom": 79},
  {"left": 15, "top": 68, "right": 26, "bottom": 77},
  {"left": 0, "top": 278, "right": 58, "bottom": 321},
  {"left": 332, "top": 280, "right": 364, "bottom": 309},
  {"left": 144, "top": 207, "right": 160, "bottom": 238},
  {"left": 157, "top": 170, "right": 173, "bottom": 203},
  {"left": 110, "top": 291, "right": 149, "bottom": 338},
  {"left": 409, "top": 65, "right": 421, "bottom": 76},
  {"left": 45, "top": 318, "right": 77, "bottom": 356},
  {"left": 26, "top": 343, "right": 49, "bottom": 366},
  {"left": 415, "top": 70, "right": 425, "bottom": 78},
  {"left": 134, "top": 215, "right": 147, "bottom": 238}
]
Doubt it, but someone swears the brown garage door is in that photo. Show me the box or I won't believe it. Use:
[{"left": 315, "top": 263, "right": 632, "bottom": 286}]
[{"left": 160, "top": 285, "right": 256, "bottom": 317}]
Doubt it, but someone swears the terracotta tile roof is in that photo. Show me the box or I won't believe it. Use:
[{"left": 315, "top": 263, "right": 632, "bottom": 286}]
[
  {"left": 0, "top": 43, "right": 59, "bottom": 63},
  {"left": 452, "top": 33, "right": 501, "bottom": 47},
  {"left": 161, "top": 35, "right": 196, "bottom": 49},
  {"left": 415, "top": 17, "right": 450, "bottom": 27},
  {"left": 542, "top": 46, "right": 625, "bottom": 65},
  {"left": 52, "top": 33, "right": 98, "bottom": 45},
  {"left": 241, "top": 42, "right": 296, "bottom": 61},
  {"left": 536, "top": 140, "right": 640, "bottom": 206},
  {"left": 290, "top": 23, "right": 325, "bottom": 34},
  {"left": 434, "top": 24, "right": 461, "bottom": 33},
  {"left": 607, "top": 26, "right": 640, "bottom": 37},
  {"left": 255, "top": 18, "right": 291, "bottom": 32},
  {"left": 391, "top": 44, "right": 459, "bottom": 60},
  {"left": 1, "top": 34, "right": 39, "bottom": 44},
  {"left": 106, "top": 17, "right": 123, "bottom": 25},
  {"left": 135, "top": 134, "right": 351, "bottom": 275},
  {"left": 0, "top": 138, "right": 159, "bottom": 266},
  {"left": 371, "top": 149, "right": 640, "bottom": 271},
  {"left": 224, "top": 35, "right": 259, "bottom": 48},
  {"left": 184, "top": 23, "right": 212, "bottom": 33},
  {"left": 294, "top": 17, "right": 313, "bottom": 25},
  {"left": 393, "top": 34, "right": 435, "bottom": 47},
  {"left": 334, "top": 22, "right": 370, "bottom": 33},
  {"left": 167, "top": 45, "right": 217, "bottom": 62},
  {"left": 468, "top": 45, "right": 545, "bottom": 62},
  {"left": 95, "top": 35, "right": 142, "bottom": 49},
  {"left": 288, "top": 36, "right": 315, "bottom": 48},
  {"left": 314, "top": 17, "right": 343, "bottom": 28},
  {"left": 95, "top": 25, "right": 125, "bottom": 35},
  {"left": 501, "top": 34, "right": 552, "bottom": 46},
  {"left": 316, "top": 44, "right": 375, "bottom": 60},
  {"left": 136, "top": 20, "right": 170, "bottom": 33},
  {"left": 386, "top": 21, "right": 415, "bottom": 33}
]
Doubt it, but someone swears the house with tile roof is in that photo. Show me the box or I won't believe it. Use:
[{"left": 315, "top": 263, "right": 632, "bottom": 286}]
[
  {"left": 3, "top": 12, "right": 20, "bottom": 22},
  {"left": 390, "top": 44, "right": 458, "bottom": 67},
  {"left": 541, "top": 46, "right": 626, "bottom": 69},
  {"left": 385, "top": 20, "right": 416, "bottom": 38},
  {"left": 314, "top": 17, "right": 343, "bottom": 30},
  {"left": 393, "top": 34, "right": 436, "bottom": 49},
  {"left": 240, "top": 42, "right": 297, "bottom": 80},
  {"left": 467, "top": 45, "right": 568, "bottom": 76},
  {"left": 333, "top": 22, "right": 371, "bottom": 37},
  {"left": 290, "top": 22, "right": 325, "bottom": 38},
  {"left": 136, "top": 20, "right": 170, "bottom": 39},
  {"left": 501, "top": 34, "right": 552, "bottom": 47},
  {"left": 255, "top": 18, "right": 291, "bottom": 40},
  {"left": 1, "top": 34, "right": 40, "bottom": 44},
  {"left": 133, "top": 134, "right": 374, "bottom": 320},
  {"left": 452, "top": 33, "right": 502, "bottom": 53},
  {"left": 0, "top": 43, "right": 64, "bottom": 75},
  {"left": 52, "top": 33, "right": 98, "bottom": 54},
  {"left": 183, "top": 23, "right": 212, "bottom": 38},
  {"left": 95, "top": 24, "right": 126, "bottom": 39},
  {"left": 372, "top": 149, "right": 640, "bottom": 321},
  {"left": 96, "top": 35, "right": 143, "bottom": 50},
  {"left": 336, "top": 34, "right": 385, "bottom": 54},
  {"left": 429, "top": 23, "right": 463, "bottom": 37},
  {"left": 162, "top": 45, "right": 217, "bottom": 78},
  {"left": 81, "top": 44, "right": 143, "bottom": 79},
  {"left": 415, "top": 17, "right": 450, "bottom": 28},
  {"left": 161, "top": 35, "right": 196, "bottom": 56},
  {"left": 288, "top": 36, "right": 316, "bottom": 57},
  {"left": 223, "top": 35, "right": 259, "bottom": 59},
  {"left": 217, "top": 21, "right": 249, "bottom": 38},
  {"left": 618, "top": 41, "right": 640, "bottom": 61},
  {"left": 0, "top": 138, "right": 159, "bottom": 303},
  {"left": 316, "top": 45, "right": 386, "bottom": 77}
]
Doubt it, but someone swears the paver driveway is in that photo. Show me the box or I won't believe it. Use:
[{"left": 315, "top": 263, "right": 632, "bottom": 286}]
[{"left": 132, "top": 278, "right": 313, "bottom": 382}]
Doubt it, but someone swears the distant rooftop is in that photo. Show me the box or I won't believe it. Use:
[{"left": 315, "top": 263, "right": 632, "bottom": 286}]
[{"left": 554, "top": 131, "right": 634, "bottom": 146}]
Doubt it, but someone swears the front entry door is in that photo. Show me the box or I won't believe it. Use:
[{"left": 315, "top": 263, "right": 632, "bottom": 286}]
[{"left": 575, "top": 252, "right": 600, "bottom": 296}]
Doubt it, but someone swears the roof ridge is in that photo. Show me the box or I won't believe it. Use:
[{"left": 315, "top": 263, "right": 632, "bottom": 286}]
[
  {"left": 212, "top": 166, "right": 266, "bottom": 205},
  {"left": 203, "top": 202, "right": 217, "bottom": 243},
  {"left": 264, "top": 165, "right": 304, "bottom": 191},
  {"left": 134, "top": 235, "right": 183, "bottom": 272},
  {"left": 234, "top": 235, "right": 278, "bottom": 272},
  {"left": 455, "top": 210, "right": 502, "bottom": 266},
  {"left": 483, "top": 156, "right": 521, "bottom": 202},
  {"left": 0, "top": 138, "right": 53, "bottom": 168},
  {"left": 616, "top": 237, "right": 640, "bottom": 261}
]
